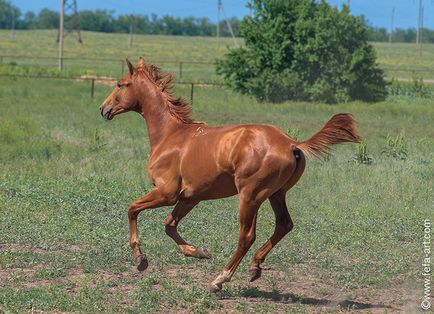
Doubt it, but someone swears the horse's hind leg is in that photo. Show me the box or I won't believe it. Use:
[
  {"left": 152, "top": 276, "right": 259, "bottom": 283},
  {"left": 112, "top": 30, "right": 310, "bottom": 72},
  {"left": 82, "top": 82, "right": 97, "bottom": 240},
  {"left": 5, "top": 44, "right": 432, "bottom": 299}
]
[
  {"left": 210, "top": 194, "right": 260, "bottom": 292},
  {"left": 165, "top": 201, "right": 211, "bottom": 259},
  {"left": 248, "top": 153, "right": 306, "bottom": 281},
  {"left": 248, "top": 190, "right": 292, "bottom": 282}
]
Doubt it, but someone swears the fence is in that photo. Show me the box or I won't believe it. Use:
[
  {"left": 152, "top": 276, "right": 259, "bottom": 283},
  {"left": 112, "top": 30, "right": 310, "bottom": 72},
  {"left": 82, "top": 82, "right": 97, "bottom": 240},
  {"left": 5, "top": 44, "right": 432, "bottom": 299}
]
[
  {"left": 0, "top": 55, "right": 218, "bottom": 83},
  {"left": 0, "top": 73, "right": 223, "bottom": 104},
  {"left": 3, "top": 54, "right": 434, "bottom": 82}
]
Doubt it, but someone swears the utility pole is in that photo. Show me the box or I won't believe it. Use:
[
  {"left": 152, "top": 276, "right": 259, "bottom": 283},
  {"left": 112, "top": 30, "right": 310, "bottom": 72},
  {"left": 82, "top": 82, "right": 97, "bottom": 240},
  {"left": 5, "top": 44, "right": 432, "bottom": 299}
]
[
  {"left": 57, "top": 0, "right": 82, "bottom": 44},
  {"left": 217, "top": 0, "right": 221, "bottom": 38},
  {"left": 220, "top": 3, "right": 238, "bottom": 46},
  {"left": 128, "top": 21, "right": 133, "bottom": 49},
  {"left": 347, "top": 0, "right": 350, "bottom": 10},
  {"left": 58, "top": 0, "right": 65, "bottom": 70},
  {"left": 249, "top": 0, "right": 253, "bottom": 17},
  {"left": 389, "top": 7, "right": 395, "bottom": 45},
  {"left": 10, "top": 9, "right": 16, "bottom": 41},
  {"left": 420, "top": 4, "right": 424, "bottom": 54},
  {"left": 416, "top": 0, "right": 423, "bottom": 45}
]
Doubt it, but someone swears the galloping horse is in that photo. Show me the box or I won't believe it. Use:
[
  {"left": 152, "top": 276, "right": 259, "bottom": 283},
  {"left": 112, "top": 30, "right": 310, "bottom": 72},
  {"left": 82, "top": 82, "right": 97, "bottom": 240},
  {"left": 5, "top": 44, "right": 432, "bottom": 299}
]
[{"left": 99, "top": 57, "right": 360, "bottom": 292}]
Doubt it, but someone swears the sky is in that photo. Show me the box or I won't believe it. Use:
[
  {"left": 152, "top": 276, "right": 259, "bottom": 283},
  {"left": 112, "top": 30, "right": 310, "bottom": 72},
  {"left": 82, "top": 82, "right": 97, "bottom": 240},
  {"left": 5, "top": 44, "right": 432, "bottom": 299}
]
[{"left": 10, "top": 0, "right": 434, "bottom": 30}]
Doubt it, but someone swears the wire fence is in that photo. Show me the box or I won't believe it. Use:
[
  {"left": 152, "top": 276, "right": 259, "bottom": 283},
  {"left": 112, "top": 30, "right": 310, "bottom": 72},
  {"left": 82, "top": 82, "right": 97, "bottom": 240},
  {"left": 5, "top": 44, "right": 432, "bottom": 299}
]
[
  {"left": 0, "top": 73, "right": 223, "bottom": 104},
  {"left": 2, "top": 55, "right": 434, "bottom": 101},
  {"left": 4, "top": 54, "right": 434, "bottom": 83},
  {"left": 0, "top": 55, "right": 218, "bottom": 83}
]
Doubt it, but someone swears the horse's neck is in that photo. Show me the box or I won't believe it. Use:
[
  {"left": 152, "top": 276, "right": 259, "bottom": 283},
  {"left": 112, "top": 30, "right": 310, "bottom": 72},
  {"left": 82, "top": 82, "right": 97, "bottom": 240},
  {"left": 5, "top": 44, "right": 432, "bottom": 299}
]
[{"left": 138, "top": 90, "right": 180, "bottom": 149}]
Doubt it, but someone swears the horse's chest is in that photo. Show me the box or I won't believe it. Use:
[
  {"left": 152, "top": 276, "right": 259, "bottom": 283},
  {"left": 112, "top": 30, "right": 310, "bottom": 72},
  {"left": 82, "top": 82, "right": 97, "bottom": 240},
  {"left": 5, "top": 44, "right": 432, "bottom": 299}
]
[{"left": 147, "top": 153, "right": 180, "bottom": 182}]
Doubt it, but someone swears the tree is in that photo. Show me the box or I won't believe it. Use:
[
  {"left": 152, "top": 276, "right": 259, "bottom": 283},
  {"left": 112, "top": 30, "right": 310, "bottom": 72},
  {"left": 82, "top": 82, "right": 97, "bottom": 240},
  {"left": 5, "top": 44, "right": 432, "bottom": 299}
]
[
  {"left": 79, "top": 10, "right": 114, "bottom": 32},
  {"left": 36, "top": 9, "right": 59, "bottom": 29},
  {"left": 0, "top": 0, "right": 20, "bottom": 29},
  {"left": 217, "top": 0, "right": 387, "bottom": 103}
]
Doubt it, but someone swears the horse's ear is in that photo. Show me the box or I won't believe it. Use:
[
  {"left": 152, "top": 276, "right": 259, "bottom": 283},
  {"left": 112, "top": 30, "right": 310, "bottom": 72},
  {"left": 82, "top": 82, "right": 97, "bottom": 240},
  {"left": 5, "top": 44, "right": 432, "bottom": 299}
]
[
  {"left": 126, "top": 57, "right": 135, "bottom": 75},
  {"left": 138, "top": 56, "right": 145, "bottom": 69}
]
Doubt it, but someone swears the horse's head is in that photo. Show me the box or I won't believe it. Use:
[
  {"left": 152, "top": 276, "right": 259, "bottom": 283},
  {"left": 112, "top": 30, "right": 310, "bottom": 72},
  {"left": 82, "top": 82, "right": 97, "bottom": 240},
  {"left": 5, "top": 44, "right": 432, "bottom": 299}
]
[{"left": 99, "top": 57, "right": 141, "bottom": 120}]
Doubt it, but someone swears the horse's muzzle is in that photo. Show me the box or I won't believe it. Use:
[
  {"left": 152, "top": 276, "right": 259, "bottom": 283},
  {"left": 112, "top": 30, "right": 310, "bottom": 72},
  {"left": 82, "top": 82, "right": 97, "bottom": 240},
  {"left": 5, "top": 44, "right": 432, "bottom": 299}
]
[{"left": 100, "top": 105, "right": 114, "bottom": 120}]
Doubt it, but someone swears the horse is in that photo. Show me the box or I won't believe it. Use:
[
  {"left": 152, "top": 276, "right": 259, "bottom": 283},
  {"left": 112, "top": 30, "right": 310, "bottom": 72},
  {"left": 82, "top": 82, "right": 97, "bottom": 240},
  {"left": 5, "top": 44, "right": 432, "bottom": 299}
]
[{"left": 99, "top": 57, "right": 360, "bottom": 292}]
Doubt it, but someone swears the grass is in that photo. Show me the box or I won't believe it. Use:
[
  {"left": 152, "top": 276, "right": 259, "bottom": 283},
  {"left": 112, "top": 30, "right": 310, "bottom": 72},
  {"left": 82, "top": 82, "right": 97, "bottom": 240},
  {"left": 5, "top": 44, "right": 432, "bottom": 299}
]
[
  {"left": 0, "top": 30, "right": 235, "bottom": 82},
  {"left": 0, "top": 76, "right": 433, "bottom": 313},
  {"left": 3, "top": 30, "right": 434, "bottom": 80}
]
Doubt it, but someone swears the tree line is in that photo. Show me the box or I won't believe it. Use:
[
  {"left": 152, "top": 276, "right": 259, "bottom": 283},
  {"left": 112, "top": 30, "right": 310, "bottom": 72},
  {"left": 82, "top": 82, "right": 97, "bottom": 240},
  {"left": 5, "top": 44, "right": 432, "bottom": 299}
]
[
  {"left": 0, "top": 0, "right": 239, "bottom": 37},
  {"left": 0, "top": 0, "right": 433, "bottom": 42}
]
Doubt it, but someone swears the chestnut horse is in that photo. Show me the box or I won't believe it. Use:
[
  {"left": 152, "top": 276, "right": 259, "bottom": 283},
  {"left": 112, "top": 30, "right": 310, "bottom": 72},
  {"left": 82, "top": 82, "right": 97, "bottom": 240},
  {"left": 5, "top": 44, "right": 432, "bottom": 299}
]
[{"left": 99, "top": 57, "right": 359, "bottom": 292}]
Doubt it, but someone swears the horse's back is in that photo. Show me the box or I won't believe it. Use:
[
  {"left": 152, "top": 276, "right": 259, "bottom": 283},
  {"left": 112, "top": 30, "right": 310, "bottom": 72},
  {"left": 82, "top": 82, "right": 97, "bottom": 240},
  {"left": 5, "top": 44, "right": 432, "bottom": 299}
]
[{"left": 178, "top": 123, "right": 299, "bottom": 201}]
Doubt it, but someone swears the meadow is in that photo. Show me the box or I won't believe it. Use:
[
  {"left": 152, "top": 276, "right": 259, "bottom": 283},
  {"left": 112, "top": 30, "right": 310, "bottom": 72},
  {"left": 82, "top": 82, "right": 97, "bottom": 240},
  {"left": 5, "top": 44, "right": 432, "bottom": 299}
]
[
  {"left": 0, "top": 71, "right": 433, "bottom": 313},
  {"left": 1, "top": 29, "right": 434, "bottom": 312},
  {"left": 2, "top": 30, "right": 434, "bottom": 81}
]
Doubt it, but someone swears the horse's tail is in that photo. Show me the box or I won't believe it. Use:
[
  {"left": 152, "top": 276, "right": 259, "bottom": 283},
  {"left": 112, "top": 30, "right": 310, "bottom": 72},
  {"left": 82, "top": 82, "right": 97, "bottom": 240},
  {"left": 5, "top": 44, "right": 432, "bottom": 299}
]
[{"left": 295, "top": 113, "right": 360, "bottom": 159}]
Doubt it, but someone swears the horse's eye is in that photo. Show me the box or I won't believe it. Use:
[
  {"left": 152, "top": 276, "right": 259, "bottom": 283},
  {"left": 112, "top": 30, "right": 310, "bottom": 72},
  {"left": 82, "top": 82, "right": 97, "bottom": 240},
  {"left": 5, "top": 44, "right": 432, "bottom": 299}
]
[{"left": 117, "top": 82, "right": 122, "bottom": 88}]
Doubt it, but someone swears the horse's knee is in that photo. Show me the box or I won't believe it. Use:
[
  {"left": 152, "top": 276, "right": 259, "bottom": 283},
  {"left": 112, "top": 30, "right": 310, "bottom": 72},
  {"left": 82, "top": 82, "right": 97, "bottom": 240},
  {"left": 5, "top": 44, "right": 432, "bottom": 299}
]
[{"left": 128, "top": 204, "right": 139, "bottom": 219}]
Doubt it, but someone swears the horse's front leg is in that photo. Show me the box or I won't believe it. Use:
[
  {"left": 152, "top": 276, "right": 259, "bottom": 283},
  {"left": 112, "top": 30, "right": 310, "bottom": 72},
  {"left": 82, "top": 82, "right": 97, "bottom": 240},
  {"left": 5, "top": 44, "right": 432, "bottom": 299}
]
[
  {"left": 128, "top": 188, "right": 177, "bottom": 271},
  {"left": 165, "top": 201, "right": 211, "bottom": 259}
]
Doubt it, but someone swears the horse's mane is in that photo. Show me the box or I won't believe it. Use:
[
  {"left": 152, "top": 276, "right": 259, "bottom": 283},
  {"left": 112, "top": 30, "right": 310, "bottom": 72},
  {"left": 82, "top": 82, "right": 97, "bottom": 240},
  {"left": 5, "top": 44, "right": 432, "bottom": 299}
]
[{"left": 136, "top": 62, "right": 198, "bottom": 124}]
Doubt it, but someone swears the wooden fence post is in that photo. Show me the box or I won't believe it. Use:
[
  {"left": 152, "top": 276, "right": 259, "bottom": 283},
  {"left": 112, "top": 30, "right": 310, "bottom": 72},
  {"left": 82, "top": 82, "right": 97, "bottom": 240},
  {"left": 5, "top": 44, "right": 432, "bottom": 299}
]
[
  {"left": 190, "top": 83, "right": 194, "bottom": 105},
  {"left": 179, "top": 62, "right": 183, "bottom": 82},
  {"left": 121, "top": 60, "right": 124, "bottom": 76},
  {"left": 91, "top": 78, "right": 95, "bottom": 98}
]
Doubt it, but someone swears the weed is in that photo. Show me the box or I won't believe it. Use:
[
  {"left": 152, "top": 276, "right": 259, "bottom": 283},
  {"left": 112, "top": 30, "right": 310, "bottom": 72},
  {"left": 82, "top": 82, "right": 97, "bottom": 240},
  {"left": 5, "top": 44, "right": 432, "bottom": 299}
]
[
  {"left": 89, "top": 128, "right": 107, "bottom": 152},
  {"left": 351, "top": 141, "right": 374, "bottom": 165},
  {"left": 286, "top": 126, "right": 301, "bottom": 141},
  {"left": 382, "top": 132, "right": 408, "bottom": 160}
]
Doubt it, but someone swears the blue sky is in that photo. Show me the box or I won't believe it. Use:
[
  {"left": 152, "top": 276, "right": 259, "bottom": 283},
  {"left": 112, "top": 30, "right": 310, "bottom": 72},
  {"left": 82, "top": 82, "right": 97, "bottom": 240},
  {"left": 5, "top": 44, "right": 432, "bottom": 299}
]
[{"left": 11, "top": 0, "right": 434, "bottom": 29}]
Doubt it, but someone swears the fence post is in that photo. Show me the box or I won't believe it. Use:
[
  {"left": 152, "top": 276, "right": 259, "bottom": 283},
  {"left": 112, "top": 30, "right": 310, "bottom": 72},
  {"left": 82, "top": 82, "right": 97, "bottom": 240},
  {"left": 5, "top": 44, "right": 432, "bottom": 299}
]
[
  {"left": 91, "top": 78, "right": 95, "bottom": 98},
  {"left": 121, "top": 60, "right": 124, "bottom": 76},
  {"left": 179, "top": 62, "right": 183, "bottom": 82},
  {"left": 190, "top": 83, "right": 194, "bottom": 105}
]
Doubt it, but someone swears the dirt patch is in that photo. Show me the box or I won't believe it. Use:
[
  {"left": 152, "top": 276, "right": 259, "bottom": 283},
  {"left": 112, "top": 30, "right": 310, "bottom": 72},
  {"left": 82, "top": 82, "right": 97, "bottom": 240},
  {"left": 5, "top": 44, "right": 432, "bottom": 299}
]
[{"left": 0, "top": 244, "right": 417, "bottom": 312}]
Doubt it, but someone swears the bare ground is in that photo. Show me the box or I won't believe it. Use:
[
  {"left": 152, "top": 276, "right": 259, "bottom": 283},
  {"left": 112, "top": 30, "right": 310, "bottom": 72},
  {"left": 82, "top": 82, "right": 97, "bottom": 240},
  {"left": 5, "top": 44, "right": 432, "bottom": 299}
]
[{"left": 0, "top": 244, "right": 418, "bottom": 313}]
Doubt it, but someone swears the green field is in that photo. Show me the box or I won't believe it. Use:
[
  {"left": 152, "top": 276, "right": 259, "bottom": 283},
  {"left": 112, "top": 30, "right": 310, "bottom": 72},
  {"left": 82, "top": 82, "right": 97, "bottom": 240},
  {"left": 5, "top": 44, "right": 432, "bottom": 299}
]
[
  {"left": 2, "top": 30, "right": 434, "bottom": 81},
  {"left": 0, "top": 73, "right": 432, "bottom": 313}
]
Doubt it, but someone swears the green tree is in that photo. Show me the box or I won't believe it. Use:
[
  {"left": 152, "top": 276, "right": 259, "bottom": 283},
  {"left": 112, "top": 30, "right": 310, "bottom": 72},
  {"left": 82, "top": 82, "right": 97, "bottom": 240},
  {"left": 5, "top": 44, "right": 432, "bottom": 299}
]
[
  {"left": 79, "top": 10, "right": 114, "bottom": 32},
  {"left": 0, "top": 0, "right": 20, "bottom": 29},
  {"left": 217, "top": 0, "right": 386, "bottom": 103},
  {"left": 36, "top": 9, "right": 58, "bottom": 29}
]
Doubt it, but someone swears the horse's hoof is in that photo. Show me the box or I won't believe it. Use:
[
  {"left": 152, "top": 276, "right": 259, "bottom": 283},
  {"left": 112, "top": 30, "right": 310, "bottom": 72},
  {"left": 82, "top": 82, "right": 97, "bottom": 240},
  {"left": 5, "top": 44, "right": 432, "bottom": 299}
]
[
  {"left": 249, "top": 267, "right": 262, "bottom": 282},
  {"left": 135, "top": 254, "right": 148, "bottom": 272},
  {"left": 196, "top": 247, "right": 212, "bottom": 259},
  {"left": 209, "top": 282, "right": 222, "bottom": 293}
]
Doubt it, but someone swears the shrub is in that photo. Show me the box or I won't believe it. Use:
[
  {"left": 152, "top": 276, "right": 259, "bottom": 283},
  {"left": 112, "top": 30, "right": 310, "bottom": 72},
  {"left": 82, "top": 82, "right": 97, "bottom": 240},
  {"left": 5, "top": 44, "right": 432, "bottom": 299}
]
[{"left": 217, "top": 0, "right": 387, "bottom": 104}]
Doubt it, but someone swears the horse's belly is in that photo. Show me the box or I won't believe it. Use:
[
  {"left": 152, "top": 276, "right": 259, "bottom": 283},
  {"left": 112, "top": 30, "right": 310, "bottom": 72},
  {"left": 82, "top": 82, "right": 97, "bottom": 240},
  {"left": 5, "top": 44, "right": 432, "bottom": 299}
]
[{"left": 180, "top": 172, "right": 237, "bottom": 201}]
